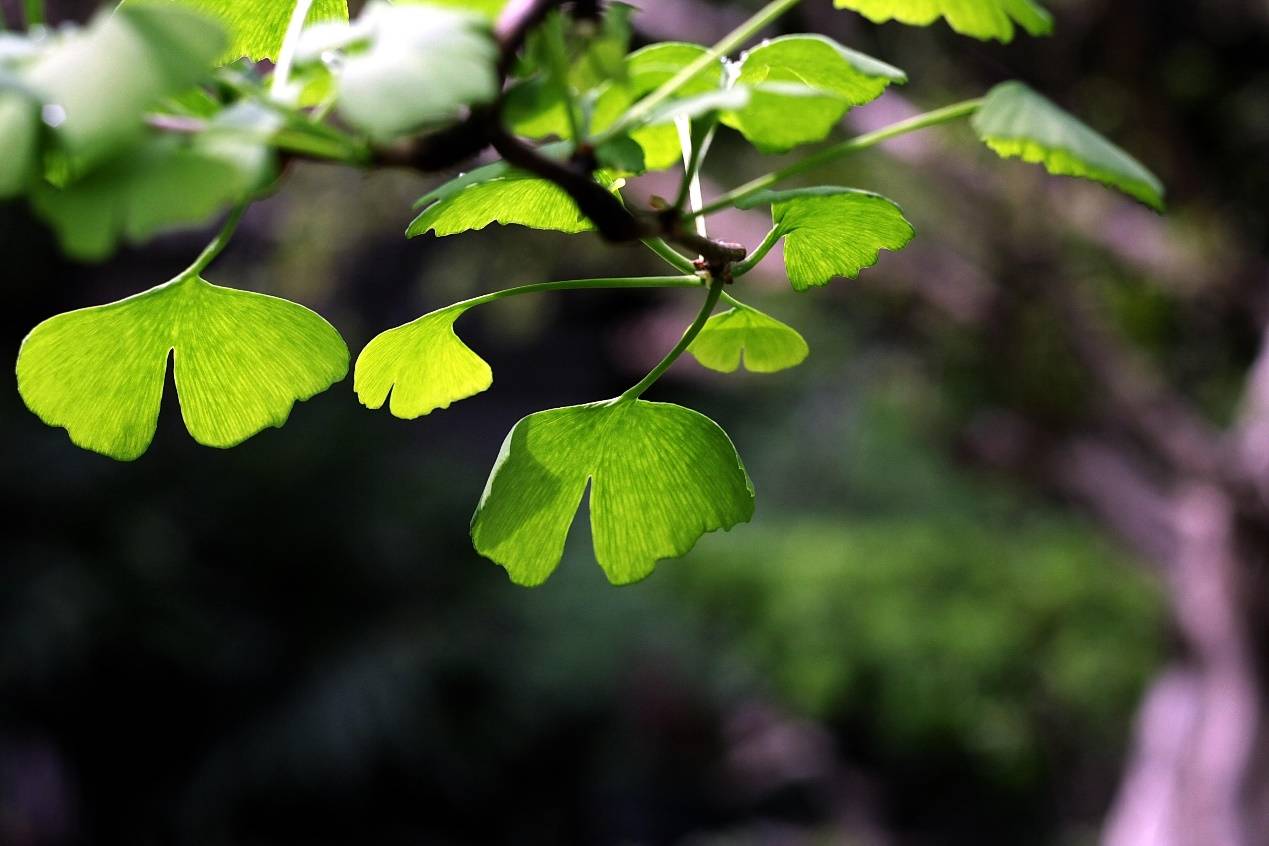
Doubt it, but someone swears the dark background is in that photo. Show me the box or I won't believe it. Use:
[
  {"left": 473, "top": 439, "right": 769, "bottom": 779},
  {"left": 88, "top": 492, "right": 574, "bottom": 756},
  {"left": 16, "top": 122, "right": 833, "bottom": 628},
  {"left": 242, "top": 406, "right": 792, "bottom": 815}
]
[{"left": 2, "top": 0, "right": 1267, "bottom": 843}]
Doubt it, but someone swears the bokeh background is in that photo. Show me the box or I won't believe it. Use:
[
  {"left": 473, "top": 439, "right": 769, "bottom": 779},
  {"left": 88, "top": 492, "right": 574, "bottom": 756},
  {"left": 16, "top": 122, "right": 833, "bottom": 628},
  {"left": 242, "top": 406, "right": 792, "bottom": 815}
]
[{"left": 2, "top": 0, "right": 1268, "bottom": 844}]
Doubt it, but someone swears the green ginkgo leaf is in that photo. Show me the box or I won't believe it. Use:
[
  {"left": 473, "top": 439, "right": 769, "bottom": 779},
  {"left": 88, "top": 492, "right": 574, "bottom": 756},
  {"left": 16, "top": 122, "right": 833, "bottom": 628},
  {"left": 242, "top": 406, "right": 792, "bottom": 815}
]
[
  {"left": 723, "top": 35, "right": 906, "bottom": 153},
  {"left": 471, "top": 400, "right": 755, "bottom": 586},
  {"left": 17, "top": 275, "right": 348, "bottom": 460},
  {"left": 688, "top": 304, "right": 809, "bottom": 373},
  {"left": 420, "top": 0, "right": 507, "bottom": 18},
  {"left": 740, "top": 187, "right": 915, "bottom": 291},
  {"left": 833, "top": 0, "right": 1052, "bottom": 42},
  {"left": 972, "top": 81, "right": 1165, "bottom": 211},
  {"left": 30, "top": 105, "right": 275, "bottom": 261},
  {"left": 591, "top": 42, "right": 725, "bottom": 170},
  {"left": 354, "top": 304, "right": 492, "bottom": 418},
  {"left": 407, "top": 171, "right": 595, "bottom": 236},
  {"left": 309, "top": 2, "right": 499, "bottom": 142},
  {"left": 24, "top": 4, "right": 226, "bottom": 175},
  {"left": 131, "top": 0, "right": 349, "bottom": 61}
]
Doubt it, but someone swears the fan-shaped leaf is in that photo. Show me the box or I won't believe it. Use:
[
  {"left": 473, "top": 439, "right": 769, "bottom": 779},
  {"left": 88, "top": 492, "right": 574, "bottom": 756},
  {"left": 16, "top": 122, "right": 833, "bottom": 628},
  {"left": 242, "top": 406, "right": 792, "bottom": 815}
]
[
  {"left": 305, "top": 2, "right": 498, "bottom": 142},
  {"left": 723, "top": 35, "right": 905, "bottom": 153},
  {"left": 131, "top": 0, "right": 348, "bottom": 61},
  {"left": 354, "top": 305, "right": 492, "bottom": 419},
  {"left": 30, "top": 105, "right": 275, "bottom": 261},
  {"left": 407, "top": 171, "right": 595, "bottom": 236},
  {"left": 17, "top": 275, "right": 348, "bottom": 460},
  {"left": 740, "top": 187, "right": 914, "bottom": 291},
  {"left": 24, "top": 4, "right": 226, "bottom": 175},
  {"left": 689, "top": 304, "right": 809, "bottom": 373},
  {"left": 972, "top": 81, "right": 1165, "bottom": 211},
  {"left": 471, "top": 399, "right": 754, "bottom": 586},
  {"left": 833, "top": 0, "right": 1052, "bottom": 42},
  {"left": 591, "top": 42, "right": 725, "bottom": 170}
]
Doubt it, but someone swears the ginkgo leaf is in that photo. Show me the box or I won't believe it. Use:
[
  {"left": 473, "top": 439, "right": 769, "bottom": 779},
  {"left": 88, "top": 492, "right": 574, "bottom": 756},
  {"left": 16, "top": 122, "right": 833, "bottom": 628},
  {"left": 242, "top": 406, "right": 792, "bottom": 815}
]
[
  {"left": 30, "top": 105, "right": 275, "bottom": 261},
  {"left": 591, "top": 42, "right": 725, "bottom": 170},
  {"left": 131, "top": 0, "right": 349, "bottom": 61},
  {"left": 18, "top": 274, "right": 348, "bottom": 461},
  {"left": 419, "top": 0, "right": 508, "bottom": 18},
  {"left": 688, "top": 304, "right": 809, "bottom": 373},
  {"left": 723, "top": 35, "right": 906, "bottom": 153},
  {"left": 308, "top": 2, "right": 499, "bottom": 142},
  {"left": 833, "top": 0, "right": 1053, "bottom": 42},
  {"left": 471, "top": 399, "right": 754, "bottom": 586},
  {"left": 740, "top": 187, "right": 914, "bottom": 291},
  {"left": 972, "top": 81, "right": 1165, "bottom": 211},
  {"left": 354, "top": 304, "right": 492, "bottom": 419},
  {"left": 407, "top": 171, "right": 595, "bottom": 236},
  {"left": 24, "top": 4, "right": 226, "bottom": 175}
]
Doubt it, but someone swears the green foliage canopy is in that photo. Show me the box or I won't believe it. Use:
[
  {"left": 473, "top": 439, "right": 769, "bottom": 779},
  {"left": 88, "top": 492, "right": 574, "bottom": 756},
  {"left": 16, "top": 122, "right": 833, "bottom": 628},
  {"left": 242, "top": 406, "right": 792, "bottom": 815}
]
[{"left": 3, "top": 0, "right": 1167, "bottom": 585}]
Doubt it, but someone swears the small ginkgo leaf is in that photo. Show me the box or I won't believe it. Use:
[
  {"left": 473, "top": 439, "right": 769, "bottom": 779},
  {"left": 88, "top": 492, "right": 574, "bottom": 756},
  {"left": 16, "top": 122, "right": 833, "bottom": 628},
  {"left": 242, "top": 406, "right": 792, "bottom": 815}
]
[
  {"left": 17, "top": 275, "right": 348, "bottom": 460},
  {"left": 313, "top": 2, "right": 499, "bottom": 141},
  {"left": 407, "top": 171, "right": 594, "bottom": 236},
  {"left": 30, "top": 105, "right": 275, "bottom": 261},
  {"left": 354, "top": 305, "right": 492, "bottom": 419},
  {"left": 972, "top": 81, "right": 1165, "bottom": 211},
  {"left": 591, "top": 42, "right": 725, "bottom": 170},
  {"left": 471, "top": 400, "right": 754, "bottom": 586},
  {"left": 421, "top": 0, "right": 507, "bottom": 18},
  {"left": 131, "top": 0, "right": 348, "bottom": 61},
  {"left": 739, "top": 187, "right": 915, "bottom": 291},
  {"left": 24, "top": 4, "right": 226, "bottom": 175},
  {"left": 833, "top": 0, "right": 1053, "bottom": 43},
  {"left": 688, "top": 304, "right": 809, "bottom": 373},
  {"left": 723, "top": 35, "right": 906, "bottom": 153}
]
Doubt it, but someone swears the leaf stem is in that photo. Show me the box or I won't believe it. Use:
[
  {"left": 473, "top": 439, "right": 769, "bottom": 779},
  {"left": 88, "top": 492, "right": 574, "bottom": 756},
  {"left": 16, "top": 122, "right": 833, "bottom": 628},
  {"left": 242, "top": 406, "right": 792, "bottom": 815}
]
[
  {"left": 689, "top": 97, "right": 984, "bottom": 218},
  {"left": 673, "top": 117, "right": 716, "bottom": 215},
  {"left": 642, "top": 238, "right": 698, "bottom": 274},
  {"left": 182, "top": 205, "right": 248, "bottom": 279},
  {"left": 601, "top": 0, "right": 801, "bottom": 139},
  {"left": 271, "top": 0, "right": 315, "bottom": 100},
  {"left": 462, "top": 274, "right": 703, "bottom": 309},
  {"left": 731, "top": 226, "right": 780, "bottom": 277},
  {"left": 620, "top": 277, "right": 724, "bottom": 401}
]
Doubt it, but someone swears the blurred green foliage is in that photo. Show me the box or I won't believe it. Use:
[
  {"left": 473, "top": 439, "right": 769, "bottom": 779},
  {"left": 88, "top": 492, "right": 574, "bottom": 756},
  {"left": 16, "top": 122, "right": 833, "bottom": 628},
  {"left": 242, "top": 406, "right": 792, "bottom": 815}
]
[{"left": 673, "top": 389, "right": 1163, "bottom": 788}]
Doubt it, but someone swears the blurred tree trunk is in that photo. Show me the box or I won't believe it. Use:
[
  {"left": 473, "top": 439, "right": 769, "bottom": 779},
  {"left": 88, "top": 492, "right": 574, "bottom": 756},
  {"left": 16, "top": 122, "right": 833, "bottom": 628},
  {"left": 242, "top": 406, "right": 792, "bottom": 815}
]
[{"left": 1103, "top": 485, "right": 1268, "bottom": 846}]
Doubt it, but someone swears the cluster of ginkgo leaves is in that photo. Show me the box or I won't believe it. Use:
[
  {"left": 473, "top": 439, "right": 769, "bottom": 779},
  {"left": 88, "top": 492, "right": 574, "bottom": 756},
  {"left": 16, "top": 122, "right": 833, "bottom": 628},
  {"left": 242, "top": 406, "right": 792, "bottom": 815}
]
[{"left": 4, "top": 0, "right": 1165, "bottom": 586}]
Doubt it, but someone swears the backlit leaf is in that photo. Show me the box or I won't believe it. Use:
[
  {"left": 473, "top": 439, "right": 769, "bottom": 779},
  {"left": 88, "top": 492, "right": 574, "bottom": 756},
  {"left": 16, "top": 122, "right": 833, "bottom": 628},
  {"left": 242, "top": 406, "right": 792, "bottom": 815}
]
[
  {"left": 24, "top": 4, "right": 226, "bottom": 175},
  {"left": 471, "top": 400, "right": 754, "bottom": 586},
  {"left": 30, "top": 104, "right": 275, "bottom": 261},
  {"left": 18, "top": 274, "right": 348, "bottom": 460},
  {"left": 131, "top": 0, "right": 349, "bottom": 61},
  {"left": 415, "top": 0, "right": 507, "bottom": 18},
  {"left": 723, "top": 35, "right": 906, "bottom": 153},
  {"left": 306, "top": 2, "right": 498, "bottom": 142},
  {"left": 591, "top": 42, "right": 725, "bottom": 170},
  {"left": 688, "top": 304, "right": 809, "bottom": 373},
  {"left": 354, "top": 305, "right": 492, "bottom": 419},
  {"left": 740, "top": 187, "right": 914, "bottom": 291},
  {"left": 972, "top": 81, "right": 1165, "bottom": 211},
  {"left": 407, "top": 171, "right": 595, "bottom": 237},
  {"left": 833, "top": 0, "right": 1053, "bottom": 42}
]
